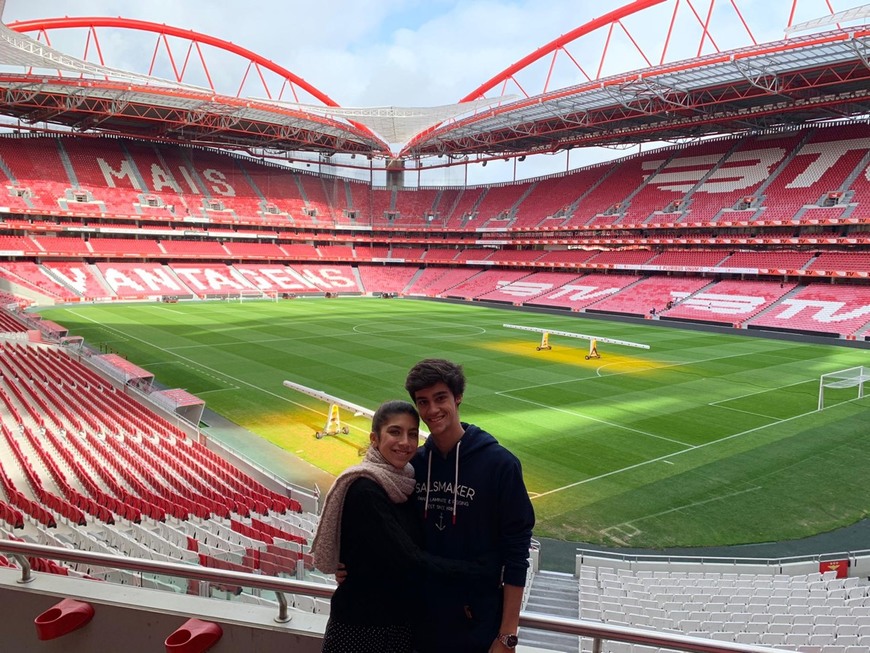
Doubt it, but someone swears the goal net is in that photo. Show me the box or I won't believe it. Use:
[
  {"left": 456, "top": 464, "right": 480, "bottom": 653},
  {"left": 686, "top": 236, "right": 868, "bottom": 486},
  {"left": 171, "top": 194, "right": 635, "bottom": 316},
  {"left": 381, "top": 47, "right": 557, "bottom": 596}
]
[
  {"left": 238, "top": 290, "right": 279, "bottom": 302},
  {"left": 818, "top": 366, "right": 870, "bottom": 410}
]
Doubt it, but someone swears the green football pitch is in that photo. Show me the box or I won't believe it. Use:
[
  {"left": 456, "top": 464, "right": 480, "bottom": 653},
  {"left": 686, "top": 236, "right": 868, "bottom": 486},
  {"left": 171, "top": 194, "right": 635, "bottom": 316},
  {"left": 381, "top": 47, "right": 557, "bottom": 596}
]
[{"left": 38, "top": 297, "right": 870, "bottom": 549}]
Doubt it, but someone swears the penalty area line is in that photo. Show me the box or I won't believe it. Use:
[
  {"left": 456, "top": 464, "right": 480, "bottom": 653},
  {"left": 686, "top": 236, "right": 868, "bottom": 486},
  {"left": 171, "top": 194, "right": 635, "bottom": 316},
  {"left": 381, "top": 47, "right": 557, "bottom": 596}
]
[
  {"left": 499, "top": 392, "right": 694, "bottom": 448},
  {"left": 533, "top": 405, "right": 825, "bottom": 500}
]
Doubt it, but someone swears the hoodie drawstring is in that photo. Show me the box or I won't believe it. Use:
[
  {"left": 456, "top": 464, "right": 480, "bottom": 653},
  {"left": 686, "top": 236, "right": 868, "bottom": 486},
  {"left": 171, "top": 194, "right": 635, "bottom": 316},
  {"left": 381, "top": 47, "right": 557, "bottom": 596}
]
[
  {"left": 424, "top": 440, "right": 462, "bottom": 525},
  {"left": 452, "top": 440, "right": 461, "bottom": 524},
  {"left": 424, "top": 449, "right": 432, "bottom": 519}
]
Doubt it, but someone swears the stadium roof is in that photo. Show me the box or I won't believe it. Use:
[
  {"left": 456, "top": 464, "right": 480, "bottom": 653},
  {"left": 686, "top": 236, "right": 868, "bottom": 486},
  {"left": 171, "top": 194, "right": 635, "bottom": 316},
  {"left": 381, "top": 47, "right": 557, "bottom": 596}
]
[{"left": 1, "top": 0, "right": 869, "bottom": 164}]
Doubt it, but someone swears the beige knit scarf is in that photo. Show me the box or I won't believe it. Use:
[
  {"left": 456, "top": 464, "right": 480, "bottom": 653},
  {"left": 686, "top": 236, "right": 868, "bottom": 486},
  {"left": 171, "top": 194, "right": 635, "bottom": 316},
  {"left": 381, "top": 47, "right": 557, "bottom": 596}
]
[{"left": 311, "top": 446, "right": 416, "bottom": 574}]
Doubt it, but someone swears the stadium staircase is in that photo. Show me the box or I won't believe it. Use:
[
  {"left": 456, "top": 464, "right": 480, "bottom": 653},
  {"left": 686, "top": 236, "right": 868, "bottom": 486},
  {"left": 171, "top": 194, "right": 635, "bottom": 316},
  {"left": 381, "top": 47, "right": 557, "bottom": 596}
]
[
  {"left": 751, "top": 128, "right": 817, "bottom": 218},
  {"left": 623, "top": 150, "right": 680, "bottom": 225},
  {"left": 742, "top": 284, "right": 803, "bottom": 327},
  {"left": 0, "top": 149, "right": 17, "bottom": 183},
  {"left": 576, "top": 163, "right": 624, "bottom": 221},
  {"left": 85, "top": 263, "right": 118, "bottom": 299},
  {"left": 402, "top": 267, "right": 426, "bottom": 294},
  {"left": 520, "top": 570, "right": 581, "bottom": 653},
  {"left": 657, "top": 280, "right": 718, "bottom": 317},
  {"left": 506, "top": 181, "right": 538, "bottom": 227},
  {"left": 350, "top": 265, "right": 365, "bottom": 291},
  {"left": 239, "top": 165, "right": 272, "bottom": 216},
  {"left": 842, "top": 147, "right": 870, "bottom": 192},
  {"left": 682, "top": 137, "right": 747, "bottom": 222},
  {"left": 38, "top": 264, "right": 86, "bottom": 299},
  {"left": 55, "top": 139, "right": 81, "bottom": 189},
  {"left": 118, "top": 141, "right": 151, "bottom": 191}
]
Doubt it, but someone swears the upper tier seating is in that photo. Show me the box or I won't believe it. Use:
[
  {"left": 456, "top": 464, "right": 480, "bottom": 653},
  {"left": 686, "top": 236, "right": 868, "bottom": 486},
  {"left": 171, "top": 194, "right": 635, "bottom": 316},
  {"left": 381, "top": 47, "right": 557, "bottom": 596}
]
[
  {"left": 796, "top": 205, "right": 848, "bottom": 224},
  {"left": 759, "top": 125, "right": 870, "bottom": 223},
  {"left": 472, "top": 184, "right": 530, "bottom": 224},
  {"left": 97, "top": 140, "right": 189, "bottom": 216},
  {"left": 0, "top": 124, "right": 863, "bottom": 236},
  {"left": 365, "top": 187, "right": 394, "bottom": 225},
  {"left": 623, "top": 138, "right": 742, "bottom": 225},
  {"left": 440, "top": 187, "right": 486, "bottom": 228},
  {"left": 0, "top": 137, "right": 70, "bottom": 213},
  {"left": 393, "top": 188, "right": 440, "bottom": 226},
  {"left": 237, "top": 160, "right": 307, "bottom": 219},
  {"left": 175, "top": 147, "right": 266, "bottom": 218},
  {"left": 686, "top": 132, "right": 805, "bottom": 225},
  {"left": 512, "top": 171, "right": 601, "bottom": 230},
  {"left": 295, "top": 174, "right": 336, "bottom": 223}
]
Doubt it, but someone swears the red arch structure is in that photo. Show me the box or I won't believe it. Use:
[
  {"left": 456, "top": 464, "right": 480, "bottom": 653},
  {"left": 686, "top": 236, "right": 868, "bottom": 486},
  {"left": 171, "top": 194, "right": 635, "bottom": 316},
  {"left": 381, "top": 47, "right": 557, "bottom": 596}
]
[
  {"left": 403, "top": 0, "right": 870, "bottom": 158},
  {"left": 4, "top": 16, "right": 390, "bottom": 156},
  {"left": 8, "top": 16, "right": 339, "bottom": 106},
  {"left": 6, "top": 1, "right": 870, "bottom": 162}
]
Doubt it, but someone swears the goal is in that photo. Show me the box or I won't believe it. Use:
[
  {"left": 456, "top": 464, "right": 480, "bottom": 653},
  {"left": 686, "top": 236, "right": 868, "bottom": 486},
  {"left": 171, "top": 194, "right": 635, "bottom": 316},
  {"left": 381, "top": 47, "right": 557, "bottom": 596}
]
[
  {"left": 818, "top": 366, "right": 870, "bottom": 410},
  {"left": 238, "top": 290, "right": 279, "bottom": 302}
]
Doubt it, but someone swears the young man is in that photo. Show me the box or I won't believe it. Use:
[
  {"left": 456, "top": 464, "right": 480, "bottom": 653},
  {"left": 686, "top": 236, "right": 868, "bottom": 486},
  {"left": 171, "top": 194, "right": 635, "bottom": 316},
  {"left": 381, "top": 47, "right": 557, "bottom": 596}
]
[{"left": 405, "top": 358, "right": 535, "bottom": 653}]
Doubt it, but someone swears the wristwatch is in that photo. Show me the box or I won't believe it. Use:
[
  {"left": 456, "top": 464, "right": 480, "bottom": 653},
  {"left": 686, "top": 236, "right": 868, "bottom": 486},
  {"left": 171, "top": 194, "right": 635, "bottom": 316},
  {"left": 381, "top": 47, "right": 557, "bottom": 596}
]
[{"left": 498, "top": 633, "right": 519, "bottom": 649}]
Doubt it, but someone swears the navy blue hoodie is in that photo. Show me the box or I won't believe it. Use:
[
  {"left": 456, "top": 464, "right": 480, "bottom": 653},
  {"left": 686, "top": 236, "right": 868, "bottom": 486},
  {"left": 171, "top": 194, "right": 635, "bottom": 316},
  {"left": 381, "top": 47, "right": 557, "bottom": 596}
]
[{"left": 410, "top": 422, "right": 535, "bottom": 653}]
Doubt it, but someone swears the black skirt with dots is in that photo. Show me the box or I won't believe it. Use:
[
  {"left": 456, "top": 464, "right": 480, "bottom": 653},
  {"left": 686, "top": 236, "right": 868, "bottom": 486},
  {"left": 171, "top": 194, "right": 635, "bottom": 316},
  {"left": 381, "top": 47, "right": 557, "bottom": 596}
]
[{"left": 321, "top": 619, "right": 413, "bottom": 653}]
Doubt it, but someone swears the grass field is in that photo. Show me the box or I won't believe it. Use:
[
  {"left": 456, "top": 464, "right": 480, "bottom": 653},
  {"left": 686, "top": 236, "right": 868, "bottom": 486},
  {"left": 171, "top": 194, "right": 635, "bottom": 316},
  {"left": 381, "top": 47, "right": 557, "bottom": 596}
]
[{"left": 37, "top": 297, "right": 870, "bottom": 549}]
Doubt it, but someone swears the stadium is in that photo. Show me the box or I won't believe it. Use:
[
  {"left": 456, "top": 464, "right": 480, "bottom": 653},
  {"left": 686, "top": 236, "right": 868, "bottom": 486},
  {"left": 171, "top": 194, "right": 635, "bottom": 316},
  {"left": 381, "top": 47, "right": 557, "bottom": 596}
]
[{"left": 0, "top": 0, "right": 869, "bottom": 651}]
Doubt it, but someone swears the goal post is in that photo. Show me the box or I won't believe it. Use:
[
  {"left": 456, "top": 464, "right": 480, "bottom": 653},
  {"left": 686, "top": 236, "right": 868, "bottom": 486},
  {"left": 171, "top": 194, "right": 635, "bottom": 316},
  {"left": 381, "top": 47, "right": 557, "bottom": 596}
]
[
  {"left": 818, "top": 366, "right": 869, "bottom": 410},
  {"left": 239, "top": 290, "right": 279, "bottom": 302}
]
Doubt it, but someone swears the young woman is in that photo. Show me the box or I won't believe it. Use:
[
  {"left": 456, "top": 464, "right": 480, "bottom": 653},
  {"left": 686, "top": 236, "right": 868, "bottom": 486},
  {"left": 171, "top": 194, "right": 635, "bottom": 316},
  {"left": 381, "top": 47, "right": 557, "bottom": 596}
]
[{"left": 312, "top": 400, "right": 495, "bottom": 653}]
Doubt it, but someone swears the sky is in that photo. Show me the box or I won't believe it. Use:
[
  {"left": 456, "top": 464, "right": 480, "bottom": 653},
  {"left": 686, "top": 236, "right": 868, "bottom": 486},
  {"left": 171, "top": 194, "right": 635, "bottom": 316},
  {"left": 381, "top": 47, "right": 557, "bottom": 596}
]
[{"left": 2, "top": 0, "right": 858, "bottom": 185}]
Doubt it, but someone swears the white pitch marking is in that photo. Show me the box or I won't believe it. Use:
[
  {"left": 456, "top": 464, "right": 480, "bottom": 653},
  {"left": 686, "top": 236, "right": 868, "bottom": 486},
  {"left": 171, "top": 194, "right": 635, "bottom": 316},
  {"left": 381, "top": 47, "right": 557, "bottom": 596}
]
[{"left": 533, "top": 405, "right": 835, "bottom": 500}]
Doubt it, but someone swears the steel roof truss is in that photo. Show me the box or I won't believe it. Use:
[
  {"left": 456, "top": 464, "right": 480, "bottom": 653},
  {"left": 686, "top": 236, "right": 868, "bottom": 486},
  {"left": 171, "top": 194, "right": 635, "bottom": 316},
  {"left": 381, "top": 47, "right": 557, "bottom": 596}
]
[
  {"left": 845, "top": 35, "right": 870, "bottom": 70},
  {"left": 731, "top": 58, "right": 781, "bottom": 94}
]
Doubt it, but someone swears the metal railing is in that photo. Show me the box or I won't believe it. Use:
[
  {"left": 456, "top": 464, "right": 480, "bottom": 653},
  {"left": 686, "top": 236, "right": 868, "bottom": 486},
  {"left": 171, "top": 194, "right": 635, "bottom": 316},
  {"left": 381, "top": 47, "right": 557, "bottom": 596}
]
[{"left": 0, "top": 539, "right": 796, "bottom": 653}]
